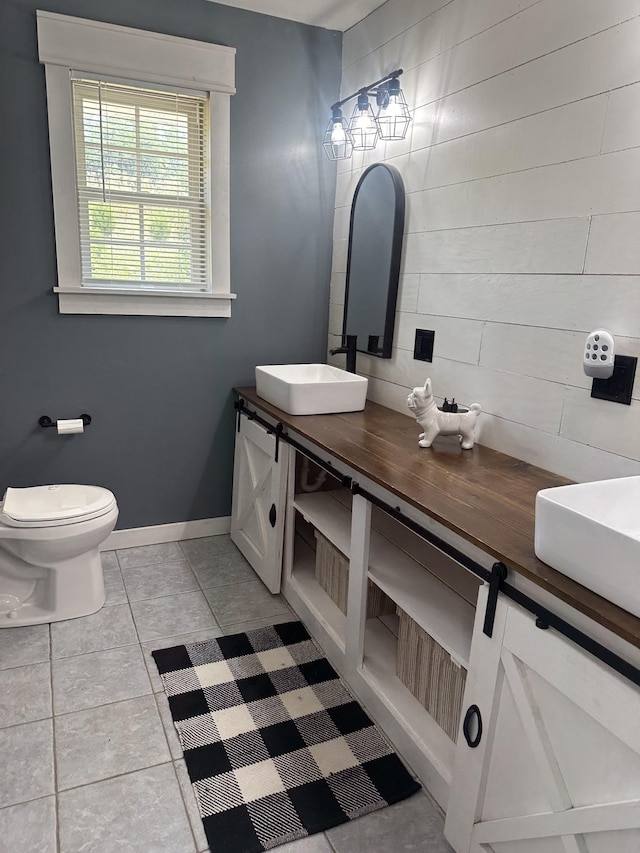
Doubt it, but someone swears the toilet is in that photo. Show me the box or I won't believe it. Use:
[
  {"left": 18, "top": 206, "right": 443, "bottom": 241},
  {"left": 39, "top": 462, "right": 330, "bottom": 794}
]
[{"left": 0, "top": 484, "right": 118, "bottom": 627}]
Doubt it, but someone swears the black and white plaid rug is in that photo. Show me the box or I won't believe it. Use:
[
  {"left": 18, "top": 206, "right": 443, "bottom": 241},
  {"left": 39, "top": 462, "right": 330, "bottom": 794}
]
[{"left": 153, "top": 621, "right": 420, "bottom": 853}]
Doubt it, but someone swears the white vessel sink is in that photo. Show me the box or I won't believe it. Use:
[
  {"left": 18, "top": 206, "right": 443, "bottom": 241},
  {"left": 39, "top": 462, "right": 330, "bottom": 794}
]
[
  {"left": 535, "top": 476, "right": 640, "bottom": 618},
  {"left": 255, "top": 364, "right": 368, "bottom": 415}
]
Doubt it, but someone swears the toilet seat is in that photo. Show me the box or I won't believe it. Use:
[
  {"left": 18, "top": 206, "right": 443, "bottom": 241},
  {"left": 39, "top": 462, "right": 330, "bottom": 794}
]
[{"left": 0, "top": 485, "right": 117, "bottom": 528}]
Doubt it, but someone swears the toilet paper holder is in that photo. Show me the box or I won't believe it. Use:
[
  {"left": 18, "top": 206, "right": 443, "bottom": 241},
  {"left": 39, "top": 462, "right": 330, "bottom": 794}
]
[{"left": 39, "top": 414, "right": 92, "bottom": 428}]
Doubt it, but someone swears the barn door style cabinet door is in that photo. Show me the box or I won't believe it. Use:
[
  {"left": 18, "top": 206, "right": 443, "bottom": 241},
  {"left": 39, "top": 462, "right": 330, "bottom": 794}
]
[
  {"left": 231, "top": 414, "right": 289, "bottom": 593},
  {"left": 445, "top": 586, "right": 640, "bottom": 853}
]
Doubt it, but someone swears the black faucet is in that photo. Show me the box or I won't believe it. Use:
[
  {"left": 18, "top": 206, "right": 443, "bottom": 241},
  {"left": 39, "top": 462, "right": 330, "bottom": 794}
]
[{"left": 330, "top": 334, "right": 358, "bottom": 373}]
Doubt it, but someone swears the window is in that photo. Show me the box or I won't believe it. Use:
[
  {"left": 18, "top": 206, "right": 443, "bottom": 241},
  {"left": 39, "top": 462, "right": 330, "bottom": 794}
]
[
  {"left": 72, "top": 79, "right": 209, "bottom": 292},
  {"left": 37, "top": 12, "right": 236, "bottom": 317}
]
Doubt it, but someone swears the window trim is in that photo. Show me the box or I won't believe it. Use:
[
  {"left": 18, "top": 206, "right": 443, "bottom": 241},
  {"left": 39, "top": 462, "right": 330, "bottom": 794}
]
[{"left": 37, "top": 11, "right": 236, "bottom": 317}]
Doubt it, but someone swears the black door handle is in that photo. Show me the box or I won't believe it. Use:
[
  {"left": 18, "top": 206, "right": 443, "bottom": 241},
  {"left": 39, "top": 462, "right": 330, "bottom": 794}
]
[
  {"left": 462, "top": 704, "right": 483, "bottom": 748},
  {"left": 269, "top": 504, "right": 277, "bottom": 528}
]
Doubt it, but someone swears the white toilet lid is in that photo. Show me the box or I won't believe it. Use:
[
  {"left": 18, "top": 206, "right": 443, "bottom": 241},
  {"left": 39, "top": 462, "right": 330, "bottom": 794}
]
[{"left": 1, "top": 485, "right": 116, "bottom": 526}]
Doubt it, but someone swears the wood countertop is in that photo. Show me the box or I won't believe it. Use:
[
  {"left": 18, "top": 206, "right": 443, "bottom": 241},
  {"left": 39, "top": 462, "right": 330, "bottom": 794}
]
[{"left": 236, "top": 387, "right": 640, "bottom": 649}]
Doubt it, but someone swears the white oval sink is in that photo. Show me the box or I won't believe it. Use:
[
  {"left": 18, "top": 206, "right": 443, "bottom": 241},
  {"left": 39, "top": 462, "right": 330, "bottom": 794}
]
[
  {"left": 255, "top": 363, "right": 368, "bottom": 415},
  {"left": 535, "top": 475, "right": 640, "bottom": 618}
]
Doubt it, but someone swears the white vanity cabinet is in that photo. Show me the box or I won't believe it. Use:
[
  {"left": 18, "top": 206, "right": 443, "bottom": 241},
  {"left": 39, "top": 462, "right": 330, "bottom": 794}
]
[
  {"left": 445, "top": 587, "right": 640, "bottom": 853},
  {"left": 231, "top": 394, "right": 640, "bottom": 851}
]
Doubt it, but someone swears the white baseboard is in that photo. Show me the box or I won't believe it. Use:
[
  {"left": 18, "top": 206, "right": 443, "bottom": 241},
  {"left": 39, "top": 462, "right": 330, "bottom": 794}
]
[{"left": 101, "top": 516, "right": 231, "bottom": 551}]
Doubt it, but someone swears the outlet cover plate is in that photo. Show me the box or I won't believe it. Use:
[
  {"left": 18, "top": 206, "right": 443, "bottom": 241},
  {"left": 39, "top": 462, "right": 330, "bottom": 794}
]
[{"left": 591, "top": 354, "right": 637, "bottom": 405}]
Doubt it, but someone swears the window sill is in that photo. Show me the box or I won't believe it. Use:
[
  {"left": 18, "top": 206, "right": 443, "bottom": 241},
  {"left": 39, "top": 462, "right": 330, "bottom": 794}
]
[{"left": 53, "top": 287, "right": 236, "bottom": 317}]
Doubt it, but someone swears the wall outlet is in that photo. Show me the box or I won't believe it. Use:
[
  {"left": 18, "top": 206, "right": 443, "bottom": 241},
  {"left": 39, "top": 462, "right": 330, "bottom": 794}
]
[
  {"left": 414, "top": 329, "right": 435, "bottom": 362},
  {"left": 591, "top": 355, "right": 637, "bottom": 405}
]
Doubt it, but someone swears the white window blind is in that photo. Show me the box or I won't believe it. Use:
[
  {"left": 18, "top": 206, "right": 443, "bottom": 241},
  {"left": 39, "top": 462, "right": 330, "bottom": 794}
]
[{"left": 71, "top": 78, "right": 210, "bottom": 291}]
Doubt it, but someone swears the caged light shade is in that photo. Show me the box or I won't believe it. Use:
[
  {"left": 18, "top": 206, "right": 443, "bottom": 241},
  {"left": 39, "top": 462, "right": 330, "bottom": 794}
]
[
  {"left": 323, "top": 107, "right": 353, "bottom": 161},
  {"left": 348, "top": 92, "right": 379, "bottom": 150},
  {"left": 376, "top": 77, "right": 411, "bottom": 140}
]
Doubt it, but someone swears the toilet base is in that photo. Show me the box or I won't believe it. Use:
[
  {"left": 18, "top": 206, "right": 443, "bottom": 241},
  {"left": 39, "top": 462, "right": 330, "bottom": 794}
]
[
  {"left": 0, "top": 597, "right": 106, "bottom": 627},
  {"left": 0, "top": 549, "right": 106, "bottom": 627}
]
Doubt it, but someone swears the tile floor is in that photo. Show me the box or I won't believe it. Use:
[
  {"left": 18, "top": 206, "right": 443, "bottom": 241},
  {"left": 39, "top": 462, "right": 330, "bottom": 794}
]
[{"left": 0, "top": 535, "right": 453, "bottom": 853}]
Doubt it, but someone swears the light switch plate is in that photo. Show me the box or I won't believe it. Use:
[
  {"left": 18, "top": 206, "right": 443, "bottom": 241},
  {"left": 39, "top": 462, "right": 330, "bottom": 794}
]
[{"left": 414, "top": 329, "right": 435, "bottom": 362}]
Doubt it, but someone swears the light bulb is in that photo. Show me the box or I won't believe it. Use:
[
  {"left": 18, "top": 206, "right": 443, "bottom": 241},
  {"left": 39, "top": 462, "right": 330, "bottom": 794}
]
[
  {"left": 382, "top": 96, "right": 403, "bottom": 117},
  {"left": 331, "top": 122, "right": 346, "bottom": 144},
  {"left": 354, "top": 110, "right": 374, "bottom": 129}
]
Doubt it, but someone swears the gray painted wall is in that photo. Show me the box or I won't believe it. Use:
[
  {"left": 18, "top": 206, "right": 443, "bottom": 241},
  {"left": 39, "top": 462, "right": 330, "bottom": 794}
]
[{"left": 0, "top": 0, "right": 341, "bottom": 528}]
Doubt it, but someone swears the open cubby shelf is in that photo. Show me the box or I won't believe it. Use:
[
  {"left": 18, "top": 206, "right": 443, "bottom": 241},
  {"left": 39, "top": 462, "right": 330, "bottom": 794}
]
[
  {"left": 361, "top": 617, "right": 455, "bottom": 769},
  {"left": 292, "top": 489, "right": 475, "bottom": 667},
  {"left": 293, "top": 491, "right": 352, "bottom": 558},
  {"left": 288, "top": 530, "right": 347, "bottom": 651}
]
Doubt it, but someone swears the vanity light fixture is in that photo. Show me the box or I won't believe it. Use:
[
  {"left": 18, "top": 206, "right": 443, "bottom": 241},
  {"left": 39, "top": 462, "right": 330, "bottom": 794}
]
[
  {"left": 323, "top": 69, "right": 410, "bottom": 161},
  {"left": 322, "top": 107, "right": 353, "bottom": 160}
]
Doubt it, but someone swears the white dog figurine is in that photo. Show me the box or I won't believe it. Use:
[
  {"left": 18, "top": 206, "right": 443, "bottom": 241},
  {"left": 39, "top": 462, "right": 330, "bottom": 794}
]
[{"left": 407, "top": 378, "right": 481, "bottom": 450}]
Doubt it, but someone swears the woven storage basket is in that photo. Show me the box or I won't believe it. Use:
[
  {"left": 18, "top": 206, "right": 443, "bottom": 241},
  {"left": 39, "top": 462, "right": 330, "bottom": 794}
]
[
  {"left": 314, "top": 531, "right": 395, "bottom": 618},
  {"left": 396, "top": 607, "right": 467, "bottom": 742}
]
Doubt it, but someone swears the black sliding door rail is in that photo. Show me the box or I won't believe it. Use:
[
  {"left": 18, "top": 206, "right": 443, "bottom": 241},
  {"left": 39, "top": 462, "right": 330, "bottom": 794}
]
[{"left": 234, "top": 400, "right": 640, "bottom": 689}]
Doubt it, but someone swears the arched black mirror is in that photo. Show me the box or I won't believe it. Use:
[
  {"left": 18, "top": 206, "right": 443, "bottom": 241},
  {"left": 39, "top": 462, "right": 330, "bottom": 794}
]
[{"left": 342, "top": 163, "right": 405, "bottom": 359}]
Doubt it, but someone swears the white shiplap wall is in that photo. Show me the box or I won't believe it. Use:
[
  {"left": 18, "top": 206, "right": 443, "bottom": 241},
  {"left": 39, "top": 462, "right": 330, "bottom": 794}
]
[{"left": 328, "top": 0, "right": 640, "bottom": 482}]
